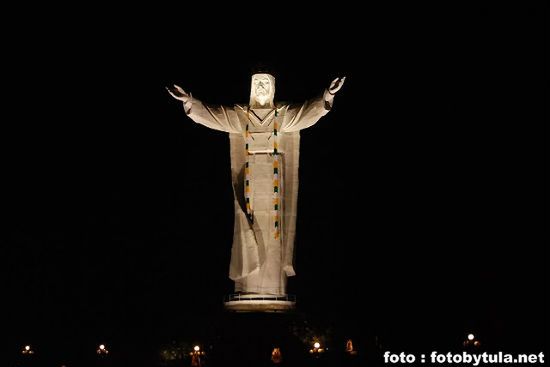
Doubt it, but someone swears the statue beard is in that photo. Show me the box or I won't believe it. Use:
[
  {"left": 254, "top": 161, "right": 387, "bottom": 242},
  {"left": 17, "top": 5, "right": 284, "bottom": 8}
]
[{"left": 255, "top": 90, "right": 269, "bottom": 106}]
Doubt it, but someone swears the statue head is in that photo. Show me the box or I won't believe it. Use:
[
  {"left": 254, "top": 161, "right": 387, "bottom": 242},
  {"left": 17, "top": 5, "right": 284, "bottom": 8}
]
[{"left": 250, "top": 73, "right": 275, "bottom": 108}]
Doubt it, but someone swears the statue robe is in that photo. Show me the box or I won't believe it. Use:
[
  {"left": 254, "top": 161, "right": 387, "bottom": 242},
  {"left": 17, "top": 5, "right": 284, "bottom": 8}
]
[{"left": 182, "top": 91, "right": 334, "bottom": 295}]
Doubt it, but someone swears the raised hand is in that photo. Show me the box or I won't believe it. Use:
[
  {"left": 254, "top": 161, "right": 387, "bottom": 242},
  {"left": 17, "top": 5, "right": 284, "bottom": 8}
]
[
  {"left": 166, "top": 84, "right": 191, "bottom": 103},
  {"left": 328, "top": 76, "right": 346, "bottom": 95}
]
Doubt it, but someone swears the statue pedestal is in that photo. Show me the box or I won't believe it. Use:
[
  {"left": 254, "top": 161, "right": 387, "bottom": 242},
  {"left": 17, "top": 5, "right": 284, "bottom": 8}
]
[{"left": 224, "top": 294, "right": 296, "bottom": 313}]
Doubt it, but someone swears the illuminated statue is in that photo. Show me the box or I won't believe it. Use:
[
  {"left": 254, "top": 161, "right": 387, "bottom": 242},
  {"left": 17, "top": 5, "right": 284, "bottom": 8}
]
[{"left": 167, "top": 73, "right": 345, "bottom": 299}]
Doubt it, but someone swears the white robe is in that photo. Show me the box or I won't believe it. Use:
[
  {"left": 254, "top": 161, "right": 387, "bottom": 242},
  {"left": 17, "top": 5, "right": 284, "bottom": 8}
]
[{"left": 182, "top": 91, "right": 334, "bottom": 295}]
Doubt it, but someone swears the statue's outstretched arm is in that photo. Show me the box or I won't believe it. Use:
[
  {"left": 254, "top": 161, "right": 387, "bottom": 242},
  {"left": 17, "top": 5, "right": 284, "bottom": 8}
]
[
  {"left": 167, "top": 84, "right": 241, "bottom": 133},
  {"left": 282, "top": 76, "right": 346, "bottom": 132}
]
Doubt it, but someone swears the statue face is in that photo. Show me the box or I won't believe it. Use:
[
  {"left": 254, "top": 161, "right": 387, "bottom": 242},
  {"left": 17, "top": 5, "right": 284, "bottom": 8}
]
[
  {"left": 254, "top": 75, "right": 271, "bottom": 97},
  {"left": 250, "top": 73, "right": 275, "bottom": 107}
]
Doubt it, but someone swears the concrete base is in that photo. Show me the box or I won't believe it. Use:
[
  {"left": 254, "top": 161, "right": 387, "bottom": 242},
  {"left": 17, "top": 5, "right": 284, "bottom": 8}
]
[{"left": 224, "top": 294, "right": 296, "bottom": 313}]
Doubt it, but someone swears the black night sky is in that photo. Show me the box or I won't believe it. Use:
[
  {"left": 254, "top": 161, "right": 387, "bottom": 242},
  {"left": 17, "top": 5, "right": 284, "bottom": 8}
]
[{"left": 2, "top": 3, "right": 546, "bottom": 366}]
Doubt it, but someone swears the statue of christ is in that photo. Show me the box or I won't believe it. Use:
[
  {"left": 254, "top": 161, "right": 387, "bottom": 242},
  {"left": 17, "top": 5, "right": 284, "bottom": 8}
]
[{"left": 167, "top": 73, "right": 345, "bottom": 297}]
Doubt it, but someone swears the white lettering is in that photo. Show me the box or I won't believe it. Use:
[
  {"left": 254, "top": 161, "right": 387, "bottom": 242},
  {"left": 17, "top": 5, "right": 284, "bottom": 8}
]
[{"left": 472, "top": 353, "right": 483, "bottom": 366}]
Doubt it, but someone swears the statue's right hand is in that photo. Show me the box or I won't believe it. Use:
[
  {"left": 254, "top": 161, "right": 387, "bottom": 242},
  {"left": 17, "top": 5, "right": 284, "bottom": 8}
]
[{"left": 166, "top": 84, "right": 190, "bottom": 103}]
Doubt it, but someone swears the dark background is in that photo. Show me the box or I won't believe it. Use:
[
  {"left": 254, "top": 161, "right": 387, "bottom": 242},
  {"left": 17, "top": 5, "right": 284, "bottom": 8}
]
[{"left": 2, "top": 3, "right": 546, "bottom": 366}]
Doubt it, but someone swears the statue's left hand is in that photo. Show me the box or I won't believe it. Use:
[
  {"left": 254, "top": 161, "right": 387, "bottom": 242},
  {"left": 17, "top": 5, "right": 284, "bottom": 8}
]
[
  {"left": 328, "top": 76, "right": 346, "bottom": 95},
  {"left": 166, "top": 84, "right": 191, "bottom": 103}
]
